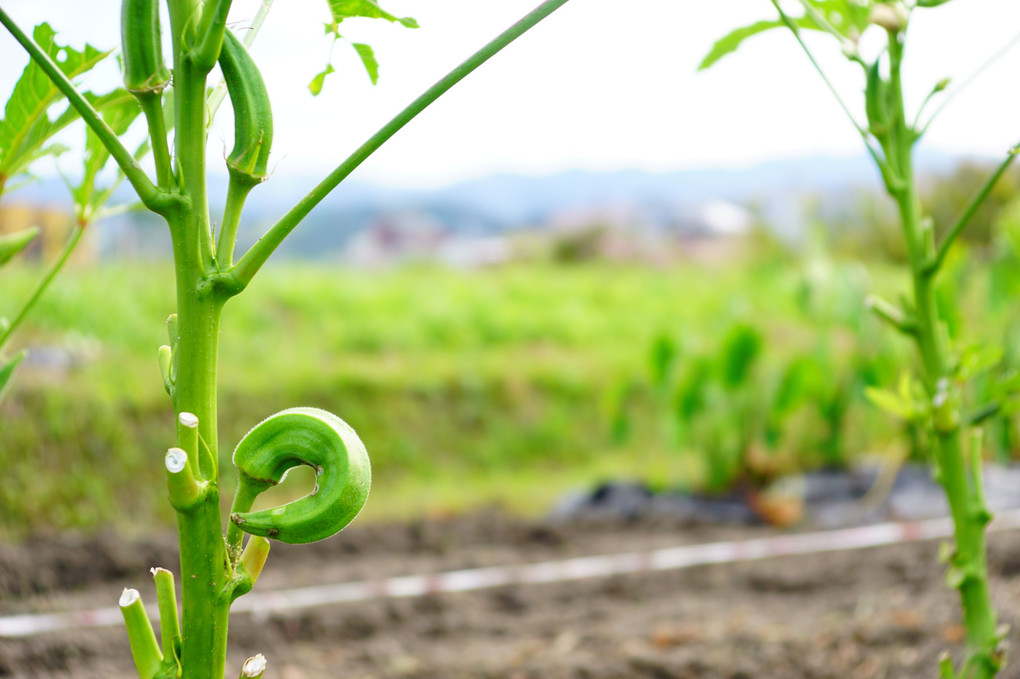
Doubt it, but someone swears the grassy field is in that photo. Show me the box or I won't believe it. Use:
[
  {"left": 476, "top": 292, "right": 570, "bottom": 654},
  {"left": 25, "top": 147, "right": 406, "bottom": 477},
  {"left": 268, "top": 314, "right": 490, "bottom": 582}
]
[{"left": 2, "top": 249, "right": 1014, "bottom": 537}]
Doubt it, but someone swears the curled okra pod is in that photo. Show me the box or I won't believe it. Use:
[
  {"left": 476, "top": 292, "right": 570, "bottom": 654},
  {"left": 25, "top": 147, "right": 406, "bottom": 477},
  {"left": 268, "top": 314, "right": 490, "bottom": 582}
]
[{"left": 230, "top": 407, "right": 370, "bottom": 544}]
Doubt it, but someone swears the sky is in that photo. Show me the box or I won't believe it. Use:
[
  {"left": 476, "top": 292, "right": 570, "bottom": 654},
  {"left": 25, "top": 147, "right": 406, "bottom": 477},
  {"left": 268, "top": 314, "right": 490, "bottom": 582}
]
[{"left": 1, "top": 0, "right": 1019, "bottom": 188}]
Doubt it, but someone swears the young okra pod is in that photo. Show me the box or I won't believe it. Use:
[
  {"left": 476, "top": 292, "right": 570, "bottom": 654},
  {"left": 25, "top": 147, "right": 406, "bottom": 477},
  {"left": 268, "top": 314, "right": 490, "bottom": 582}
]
[
  {"left": 230, "top": 407, "right": 370, "bottom": 544},
  {"left": 219, "top": 28, "right": 273, "bottom": 185},
  {"left": 120, "top": 0, "right": 170, "bottom": 96}
]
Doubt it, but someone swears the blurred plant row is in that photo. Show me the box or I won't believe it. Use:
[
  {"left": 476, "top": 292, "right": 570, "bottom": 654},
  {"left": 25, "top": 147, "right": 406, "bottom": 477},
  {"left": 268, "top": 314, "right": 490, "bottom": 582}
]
[
  {"left": 3, "top": 188, "right": 1020, "bottom": 535},
  {"left": 614, "top": 197, "right": 1020, "bottom": 496}
]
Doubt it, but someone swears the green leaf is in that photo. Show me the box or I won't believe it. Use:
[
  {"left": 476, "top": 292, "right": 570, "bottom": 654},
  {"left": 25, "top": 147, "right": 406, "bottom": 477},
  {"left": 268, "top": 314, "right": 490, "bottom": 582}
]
[
  {"left": 0, "top": 227, "right": 40, "bottom": 266},
  {"left": 958, "top": 344, "right": 1004, "bottom": 381},
  {"left": 308, "top": 64, "right": 335, "bottom": 96},
  {"left": 699, "top": 20, "right": 786, "bottom": 71},
  {"left": 313, "top": 0, "right": 417, "bottom": 92},
  {"left": 351, "top": 43, "right": 379, "bottom": 85},
  {"left": 864, "top": 386, "right": 914, "bottom": 420},
  {"left": 698, "top": 16, "right": 818, "bottom": 71},
  {"left": 0, "top": 350, "right": 26, "bottom": 404},
  {"left": 71, "top": 89, "right": 142, "bottom": 221},
  {"left": 325, "top": 0, "right": 418, "bottom": 32},
  {"left": 0, "top": 23, "right": 111, "bottom": 185}
]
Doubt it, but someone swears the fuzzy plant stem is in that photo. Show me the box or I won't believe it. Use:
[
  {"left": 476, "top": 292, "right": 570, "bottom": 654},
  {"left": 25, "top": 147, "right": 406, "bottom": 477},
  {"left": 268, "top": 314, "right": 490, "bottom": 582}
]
[
  {"left": 163, "top": 2, "right": 233, "bottom": 677},
  {"left": 883, "top": 31, "right": 999, "bottom": 678}
]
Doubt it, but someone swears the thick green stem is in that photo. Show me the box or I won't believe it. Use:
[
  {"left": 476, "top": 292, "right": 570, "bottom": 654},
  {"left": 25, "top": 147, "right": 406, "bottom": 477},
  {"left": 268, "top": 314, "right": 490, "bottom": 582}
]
[
  {"left": 170, "top": 251, "right": 230, "bottom": 679},
  {"left": 165, "top": 2, "right": 233, "bottom": 676},
  {"left": 886, "top": 31, "right": 1000, "bottom": 678}
]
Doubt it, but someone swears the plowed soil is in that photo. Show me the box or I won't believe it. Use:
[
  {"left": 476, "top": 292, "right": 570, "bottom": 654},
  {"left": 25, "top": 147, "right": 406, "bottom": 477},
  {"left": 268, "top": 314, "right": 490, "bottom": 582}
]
[{"left": 3, "top": 512, "right": 1020, "bottom": 679}]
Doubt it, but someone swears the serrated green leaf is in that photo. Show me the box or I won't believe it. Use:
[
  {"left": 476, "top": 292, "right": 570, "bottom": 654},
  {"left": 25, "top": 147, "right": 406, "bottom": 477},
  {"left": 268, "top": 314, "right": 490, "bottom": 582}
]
[
  {"left": 325, "top": 0, "right": 418, "bottom": 32},
  {"left": 309, "top": 64, "right": 336, "bottom": 96},
  {"left": 315, "top": 0, "right": 417, "bottom": 91},
  {"left": 698, "top": 16, "right": 818, "bottom": 71},
  {"left": 0, "top": 351, "right": 26, "bottom": 404},
  {"left": 351, "top": 43, "right": 380, "bottom": 85},
  {"left": 71, "top": 89, "right": 142, "bottom": 221},
  {"left": 0, "top": 23, "right": 111, "bottom": 187},
  {"left": 0, "top": 227, "right": 40, "bottom": 266},
  {"left": 699, "top": 20, "right": 786, "bottom": 71}
]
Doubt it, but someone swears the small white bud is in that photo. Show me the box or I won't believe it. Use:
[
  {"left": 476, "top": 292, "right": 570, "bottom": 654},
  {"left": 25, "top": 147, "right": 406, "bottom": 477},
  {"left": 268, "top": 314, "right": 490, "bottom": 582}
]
[
  {"left": 241, "top": 654, "right": 267, "bottom": 677},
  {"left": 179, "top": 412, "right": 199, "bottom": 429},
  {"left": 869, "top": 3, "right": 908, "bottom": 31},
  {"left": 165, "top": 448, "right": 188, "bottom": 474},
  {"left": 119, "top": 588, "right": 140, "bottom": 607}
]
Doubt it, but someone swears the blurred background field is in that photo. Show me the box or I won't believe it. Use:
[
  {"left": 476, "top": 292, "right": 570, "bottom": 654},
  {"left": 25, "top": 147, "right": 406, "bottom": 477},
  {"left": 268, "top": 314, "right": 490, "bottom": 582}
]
[{"left": 4, "top": 155, "right": 1020, "bottom": 538}]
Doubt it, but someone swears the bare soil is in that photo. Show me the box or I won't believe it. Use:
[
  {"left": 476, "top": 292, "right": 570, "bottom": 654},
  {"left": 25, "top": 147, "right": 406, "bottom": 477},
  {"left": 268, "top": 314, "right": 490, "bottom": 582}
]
[{"left": 3, "top": 512, "right": 1020, "bottom": 679}]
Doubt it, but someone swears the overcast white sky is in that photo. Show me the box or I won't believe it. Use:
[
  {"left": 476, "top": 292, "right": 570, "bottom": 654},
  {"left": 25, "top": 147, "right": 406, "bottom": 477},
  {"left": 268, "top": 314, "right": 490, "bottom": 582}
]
[{"left": 1, "top": 0, "right": 1019, "bottom": 188}]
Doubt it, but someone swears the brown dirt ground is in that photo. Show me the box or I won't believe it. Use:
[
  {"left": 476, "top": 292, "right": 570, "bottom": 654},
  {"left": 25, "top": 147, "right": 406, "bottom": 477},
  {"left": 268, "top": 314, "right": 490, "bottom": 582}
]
[{"left": 2, "top": 512, "right": 1020, "bottom": 679}]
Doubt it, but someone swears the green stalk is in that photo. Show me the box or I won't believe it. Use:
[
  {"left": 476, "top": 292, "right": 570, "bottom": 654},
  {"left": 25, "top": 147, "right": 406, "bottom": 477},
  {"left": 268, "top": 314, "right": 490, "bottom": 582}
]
[
  {"left": 164, "top": 2, "right": 233, "bottom": 677},
  {"left": 139, "top": 94, "right": 173, "bottom": 189},
  {"left": 216, "top": 166, "right": 255, "bottom": 269},
  {"left": 884, "top": 30, "right": 1000, "bottom": 677}
]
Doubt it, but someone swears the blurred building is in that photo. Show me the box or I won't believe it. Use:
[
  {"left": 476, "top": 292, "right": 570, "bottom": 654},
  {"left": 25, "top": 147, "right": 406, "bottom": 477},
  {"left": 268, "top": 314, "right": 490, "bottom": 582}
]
[{"left": 0, "top": 203, "right": 93, "bottom": 263}]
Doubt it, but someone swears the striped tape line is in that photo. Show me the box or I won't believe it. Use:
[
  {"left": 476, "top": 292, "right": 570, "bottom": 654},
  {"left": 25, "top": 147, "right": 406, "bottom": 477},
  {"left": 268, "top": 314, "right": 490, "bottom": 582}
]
[{"left": 4, "top": 508, "right": 1020, "bottom": 638}]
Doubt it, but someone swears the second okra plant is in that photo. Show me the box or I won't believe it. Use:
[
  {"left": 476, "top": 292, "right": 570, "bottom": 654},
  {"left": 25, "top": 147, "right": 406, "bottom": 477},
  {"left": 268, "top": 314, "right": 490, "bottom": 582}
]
[
  {"left": 0, "top": 0, "right": 571, "bottom": 677},
  {"left": 703, "top": 1, "right": 1018, "bottom": 677}
]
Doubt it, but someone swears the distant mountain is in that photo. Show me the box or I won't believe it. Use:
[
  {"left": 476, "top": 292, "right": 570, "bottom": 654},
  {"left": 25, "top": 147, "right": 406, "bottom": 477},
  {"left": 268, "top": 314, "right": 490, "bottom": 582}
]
[{"left": 4, "top": 152, "right": 969, "bottom": 259}]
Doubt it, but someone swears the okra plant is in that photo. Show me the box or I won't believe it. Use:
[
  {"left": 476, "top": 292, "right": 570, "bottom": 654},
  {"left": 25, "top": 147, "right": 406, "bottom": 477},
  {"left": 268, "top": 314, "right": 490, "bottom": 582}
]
[
  {"left": 703, "top": 1, "right": 1018, "bottom": 676},
  {"left": 0, "top": 1, "right": 570, "bottom": 677}
]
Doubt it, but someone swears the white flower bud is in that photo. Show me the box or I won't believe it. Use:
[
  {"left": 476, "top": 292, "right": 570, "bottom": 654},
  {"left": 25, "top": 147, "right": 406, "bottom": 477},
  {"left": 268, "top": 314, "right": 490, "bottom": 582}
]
[{"left": 869, "top": 3, "right": 909, "bottom": 31}]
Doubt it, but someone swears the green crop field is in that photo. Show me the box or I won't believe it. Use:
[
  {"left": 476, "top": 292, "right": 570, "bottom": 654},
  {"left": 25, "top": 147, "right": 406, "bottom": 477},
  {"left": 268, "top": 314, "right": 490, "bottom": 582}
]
[{"left": 1, "top": 249, "right": 1017, "bottom": 537}]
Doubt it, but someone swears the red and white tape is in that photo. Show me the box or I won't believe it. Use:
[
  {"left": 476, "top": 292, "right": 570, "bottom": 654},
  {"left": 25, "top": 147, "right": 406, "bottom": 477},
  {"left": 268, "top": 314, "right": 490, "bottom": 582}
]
[{"left": 5, "top": 509, "right": 1020, "bottom": 638}]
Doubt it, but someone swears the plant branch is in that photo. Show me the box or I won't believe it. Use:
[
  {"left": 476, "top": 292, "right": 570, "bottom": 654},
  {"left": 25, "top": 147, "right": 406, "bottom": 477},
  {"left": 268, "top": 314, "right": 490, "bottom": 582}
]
[
  {"left": 921, "top": 28, "right": 1020, "bottom": 135},
  {"left": 216, "top": 175, "right": 252, "bottom": 267},
  {"left": 139, "top": 95, "right": 174, "bottom": 188},
  {"left": 230, "top": 0, "right": 571, "bottom": 287},
  {"left": 926, "top": 143, "right": 1019, "bottom": 276},
  {"left": 0, "top": 7, "right": 167, "bottom": 211},
  {"left": 195, "top": 0, "right": 233, "bottom": 70}
]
